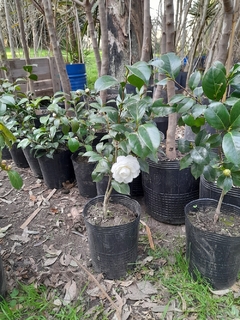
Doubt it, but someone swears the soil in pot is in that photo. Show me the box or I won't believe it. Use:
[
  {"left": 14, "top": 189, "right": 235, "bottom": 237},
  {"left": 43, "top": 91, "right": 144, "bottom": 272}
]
[
  {"left": 185, "top": 198, "right": 240, "bottom": 290},
  {"left": 83, "top": 194, "right": 141, "bottom": 279}
]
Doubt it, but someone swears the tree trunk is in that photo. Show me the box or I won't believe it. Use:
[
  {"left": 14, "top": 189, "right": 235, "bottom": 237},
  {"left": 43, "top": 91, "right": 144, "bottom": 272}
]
[
  {"left": 4, "top": 0, "right": 16, "bottom": 59},
  {"left": 15, "top": 0, "right": 35, "bottom": 94},
  {"left": 73, "top": 0, "right": 102, "bottom": 77},
  {"left": 165, "top": 0, "right": 177, "bottom": 160},
  {"left": 141, "top": 0, "right": 152, "bottom": 62},
  {"left": 215, "top": 0, "right": 234, "bottom": 65},
  {"left": 0, "top": 31, "right": 13, "bottom": 81},
  {"left": 107, "top": 0, "right": 144, "bottom": 80},
  {"left": 41, "top": 0, "right": 71, "bottom": 109}
]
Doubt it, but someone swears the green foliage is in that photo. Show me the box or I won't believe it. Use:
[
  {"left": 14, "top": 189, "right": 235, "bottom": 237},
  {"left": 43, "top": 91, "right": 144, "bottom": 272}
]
[{"left": 160, "top": 53, "right": 240, "bottom": 211}]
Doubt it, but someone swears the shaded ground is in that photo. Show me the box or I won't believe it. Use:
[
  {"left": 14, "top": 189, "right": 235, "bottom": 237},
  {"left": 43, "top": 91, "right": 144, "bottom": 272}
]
[{"left": 0, "top": 158, "right": 186, "bottom": 319}]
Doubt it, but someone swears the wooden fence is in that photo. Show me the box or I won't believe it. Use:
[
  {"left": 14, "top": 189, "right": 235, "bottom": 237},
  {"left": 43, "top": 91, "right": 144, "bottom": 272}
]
[{"left": 0, "top": 57, "right": 61, "bottom": 97}]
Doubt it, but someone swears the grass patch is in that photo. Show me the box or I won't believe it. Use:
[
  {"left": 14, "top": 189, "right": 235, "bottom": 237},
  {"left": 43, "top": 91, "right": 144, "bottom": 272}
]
[
  {"left": 138, "top": 245, "right": 240, "bottom": 319},
  {"left": 1, "top": 243, "right": 239, "bottom": 319},
  {"left": 0, "top": 283, "right": 97, "bottom": 320}
]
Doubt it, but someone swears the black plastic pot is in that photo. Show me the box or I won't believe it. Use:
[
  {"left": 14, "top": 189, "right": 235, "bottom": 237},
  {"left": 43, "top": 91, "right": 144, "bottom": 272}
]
[
  {"left": 96, "top": 174, "right": 144, "bottom": 197},
  {"left": 153, "top": 117, "right": 168, "bottom": 139},
  {"left": 83, "top": 194, "right": 141, "bottom": 279},
  {"left": 185, "top": 198, "right": 240, "bottom": 290},
  {"left": 200, "top": 175, "right": 240, "bottom": 207},
  {"left": 2, "top": 147, "right": 12, "bottom": 160},
  {"left": 38, "top": 149, "right": 75, "bottom": 189},
  {"left": 22, "top": 146, "right": 42, "bottom": 179},
  {"left": 9, "top": 143, "right": 29, "bottom": 168},
  {"left": 71, "top": 152, "right": 97, "bottom": 198},
  {"left": 0, "top": 254, "right": 6, "bottom": 299},
  {"left": 142, "top": 159, "right": 199, "bottom": 224}
]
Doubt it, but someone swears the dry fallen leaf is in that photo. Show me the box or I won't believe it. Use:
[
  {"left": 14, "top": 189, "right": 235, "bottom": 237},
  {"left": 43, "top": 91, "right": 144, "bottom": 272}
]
[
  {"left": 137, "top": 281, "right": 158, "bottom": 295},
  {"left": 0, "top": 224, "right": 12, "bottom": 238},
  {"left": 209, "top": 288, "right": 230, "bottom": 296},
  {"left": 63, "top": 280, "right": 77, "bottom": 305},
  {"left": 43, "top": 244, "right": 62, "bottom": 257},
  {"left": 43, "top": 256, "right": 58, "bottom": 267},
  {"left": 60, "top": 254, "right": 72, "bottom": 266}
]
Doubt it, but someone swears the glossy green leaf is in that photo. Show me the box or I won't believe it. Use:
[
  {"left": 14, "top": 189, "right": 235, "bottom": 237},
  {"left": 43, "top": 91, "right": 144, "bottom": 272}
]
[
  {"left": 190, "top": 146, "right": 210, "bottom": 165},
  {"left": 7, "top": 170, "right": 23, "bottom": 190},
  {"left": 50, "top": 126, "right": 56, "bottom": 139},
  {"left": 192, "top": 104, "right": 207, "bottom": 118},
  {"left": 178, "top": 139, "right": 192, "bottom": 153},
  {"left": 150, "top": 53, "right": 181, "bottom": 79},
  {"left": 28, "top": 74, "right": 38, "bottom": 81},
  {"left": 127, "top": 61, "right": 151, "bottom": 83},
  {"left": 230, "top": 100, "right": 240, "bottom": 129},
  {"left": 94, "top": 75, "right": 118, "bottom": 92},
  {"left": 205, "top": 103, "right": 230, "bottom": 130},
  {"left": 0, "top": 95, "right": 15, "bottom": 106},
  {"left": 194, "top": 130, "right": 209, "bottom": 147},
  {"left": 138, "top": 124, "right": 161, "bottom": 152},
  {"left": 232, "top": 171, "right": 240, "bottom": 187},
  {"left": 68, "top": 138, "right": 80, "bottom": 153},
  {"left": 111, "top": 180, "right": 130, "bottom": 195},
  {"left": 206, "top": 134, "right": 222, "bottom": 148},
  {"left": 217, "top": 175, "right": 233, "bottom": 194},
  {"left": 128, "top": 133, "right": 150, "bottom": 158},
  {"left": 126, "top": 74, "right": 145, "bottom": 90},
  {"left": 127, "top": 100, "right": 146, "bottom": 122},
  {"left": 191, "top": 162, "right": 204, "bottom": 179},
  {"left": 180, "top": 154, "right": 193, "bottom": 170},
  {"left": 202, "top": 165, "right": 218, "bottom": 182},
  {"left": 182, "top": 115, "right": 205, "bottom": 127},
  {"left": 188, "top": 71, "right": 201, "bottom": 91},
  {"left": 83, "top": 151, "right": 102, "bottom": 162},
  {"left": 176, "top": 97, "right": 195, "bottom": 113},
  {"left": 17, "top": 138, "right": 30, "bottom": 149},
  {"left": 202, "top": 62, "right": 227, "bottom": 100},
  {"left": 70, "top": 119, "right": 79, "bottom": 133},
  {"left": 222, "top": 131, "right": 240, "bottom": 165}
]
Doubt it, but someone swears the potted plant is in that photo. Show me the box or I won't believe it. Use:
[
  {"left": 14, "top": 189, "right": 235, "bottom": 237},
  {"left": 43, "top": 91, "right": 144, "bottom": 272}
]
[
  {"left": 76, "top": 61, "right": 165, "bottom": 279},
  {"left": 19, "top": 93, "right": 75, "bottom": 189},
  {"left": 0, "top": 112, "right": 23, "bottom": 299},
  {"left": 139, "top": 54, "right": 199, "bottom": 224},
  {"left": 67, "top": 88, "right": 105, "bottom": 198},
  {"left": 164, "top": 53, "right": 240, "bottom": 289}
]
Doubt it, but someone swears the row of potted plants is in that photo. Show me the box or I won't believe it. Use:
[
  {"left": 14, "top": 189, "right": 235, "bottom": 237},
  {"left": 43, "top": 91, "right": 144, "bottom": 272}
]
[{"left": 1, "top": 56, "right": 240, "bottom": 290}]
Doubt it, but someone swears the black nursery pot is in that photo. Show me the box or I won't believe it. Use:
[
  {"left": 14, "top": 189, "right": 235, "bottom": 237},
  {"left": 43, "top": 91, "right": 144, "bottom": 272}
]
[
  {"left": 185, "top": 198, "right": 240, "bottom": 290},
  {"left": 83, "top": 194, "right": 141, "bottom": 279},
  {"left": 22, "top": 146, "right": 42, "bottom": 179},
  {"left": 200, "top": 175, "right": 240, "bottom": 207},
  {"left": 38, "top": 149, "right": 75, "bottom": 189},
  {"left": 71, "top": 152, "right": 97, "bottom": 198},
  {"left": 9, "top": 143, "right": 29, "bottom": 168},
  {"left": 0, "top": 254, "right": 6, "bottom": 299},
  {"left": 96, "top": 174, "right": 144, "bottom": 197},
  {"left": 142, "top": 159, "right": 199, "bottom": 224}
]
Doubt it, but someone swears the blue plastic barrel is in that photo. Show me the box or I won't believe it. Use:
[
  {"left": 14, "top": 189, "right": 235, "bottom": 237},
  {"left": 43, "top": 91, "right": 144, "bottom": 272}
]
[{"left": 66, "top": 63, "right": 87, "bottom": 91}]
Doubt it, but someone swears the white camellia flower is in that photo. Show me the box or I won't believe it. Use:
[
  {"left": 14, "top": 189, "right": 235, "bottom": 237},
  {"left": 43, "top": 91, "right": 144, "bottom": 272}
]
[{"left": 111, "top": 155, "right": 140, "bottom": 184}]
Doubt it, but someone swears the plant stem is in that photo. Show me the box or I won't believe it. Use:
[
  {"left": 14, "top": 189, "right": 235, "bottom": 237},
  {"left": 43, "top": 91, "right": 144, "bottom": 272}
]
[
  {"left": 103, "top": 173, "right": 113, "bottom": 218},
  {"left": 214, "top": 189, "right": 225, "bottom": 223}
]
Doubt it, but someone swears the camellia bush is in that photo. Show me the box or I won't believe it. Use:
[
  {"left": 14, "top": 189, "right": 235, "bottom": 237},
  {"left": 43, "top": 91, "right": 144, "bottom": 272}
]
[{"left": 68, "top": 61, "right": 171, "bottom": 216}]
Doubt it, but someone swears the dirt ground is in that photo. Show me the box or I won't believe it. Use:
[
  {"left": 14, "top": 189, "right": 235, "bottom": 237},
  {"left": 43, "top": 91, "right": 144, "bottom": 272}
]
[{"left": 0, "top": 157, "right": 186, "bottom": 319}]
